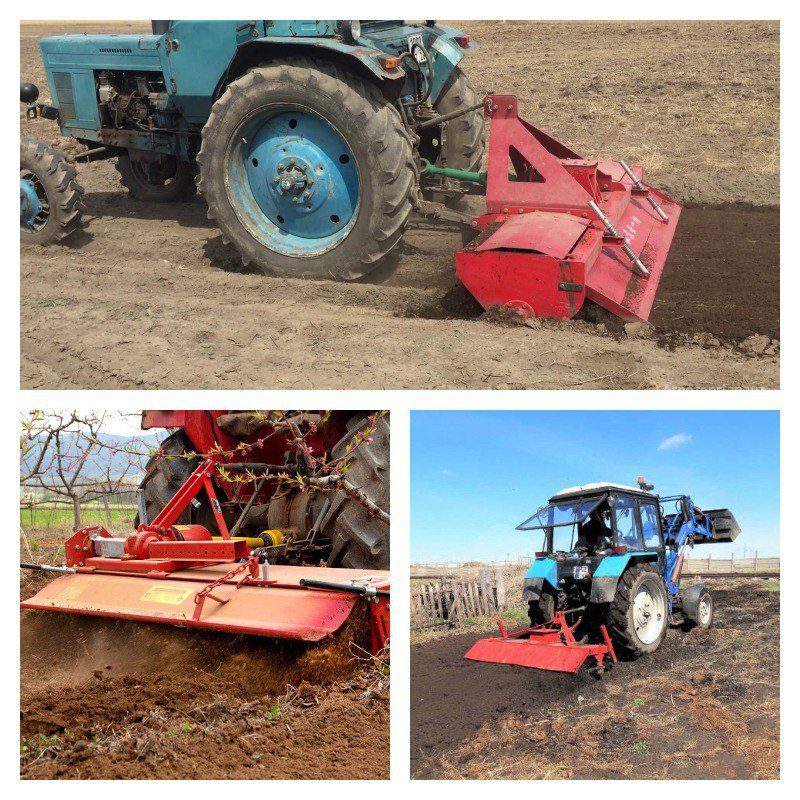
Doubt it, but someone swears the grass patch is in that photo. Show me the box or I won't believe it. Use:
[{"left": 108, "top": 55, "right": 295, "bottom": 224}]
[{"left": 20, "top": 505, "right": 136, "bottom": 529}]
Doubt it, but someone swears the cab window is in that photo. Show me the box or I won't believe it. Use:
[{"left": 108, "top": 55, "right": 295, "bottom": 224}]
[
  {"left": 639, "top": 502, "right": 662, "bottom": 549},
  {"left": 613, "top": 495, "right": 643, "bottom": 549}
]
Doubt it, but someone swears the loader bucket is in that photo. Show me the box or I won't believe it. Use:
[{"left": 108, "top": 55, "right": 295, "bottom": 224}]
[
  {"left": 21, "top": 564, "right": 388, "bottom": 643},
  {"left": 455, "top": 96, "right": 682, "bottom": 322},
  {"left": 704, "top": 509, "right": 741, "bottom": 543}
]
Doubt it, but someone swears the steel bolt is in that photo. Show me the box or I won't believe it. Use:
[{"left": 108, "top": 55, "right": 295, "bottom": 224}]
[{"left": 470, "top": 220, "right": 478, "bottom": 228}]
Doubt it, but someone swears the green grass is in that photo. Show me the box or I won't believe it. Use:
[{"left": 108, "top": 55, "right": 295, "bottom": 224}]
[
  {"left": 763, "top": 579, "right": 780, "bottom": 592},
  {"left": 20, "top": 505, "right": 136, "bottom": 529}
]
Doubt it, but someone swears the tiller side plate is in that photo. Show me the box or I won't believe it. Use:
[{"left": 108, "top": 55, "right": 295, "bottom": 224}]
[
  {"left": 464, "top": 612, "right": 617, "bottom": 674},
  {"left": 456, "top": 96, "right": 682, "bottom": 321}
]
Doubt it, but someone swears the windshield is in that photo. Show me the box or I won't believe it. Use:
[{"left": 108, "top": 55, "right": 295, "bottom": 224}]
[{"left": 516, "top": 496, "right": 605, "bottom": 531}]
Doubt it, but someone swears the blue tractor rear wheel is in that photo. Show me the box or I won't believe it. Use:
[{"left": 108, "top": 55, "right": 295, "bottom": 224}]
[
  {"left": 198, "top": 59, "right": 416, "bottom": 280},
  {"left": 20, "top": 137, "right": 84, "bottom": 245}
]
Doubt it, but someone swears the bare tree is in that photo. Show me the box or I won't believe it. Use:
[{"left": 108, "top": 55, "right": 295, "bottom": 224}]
[{"left": 20, "top": 411, "right": 145, "bottom": 531}]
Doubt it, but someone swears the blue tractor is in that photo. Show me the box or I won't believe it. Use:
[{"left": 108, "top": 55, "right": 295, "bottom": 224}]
[
  {"left": 466, "top": 479, "right": 740, "bottom": 673},
  {"left": 20, "top": 20, "right": 483, "bottom": 276}
]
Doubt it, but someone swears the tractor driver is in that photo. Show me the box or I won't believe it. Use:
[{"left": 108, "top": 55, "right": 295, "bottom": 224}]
[{"left": 573, "top": 507, "right": 613, "bottom": 556}]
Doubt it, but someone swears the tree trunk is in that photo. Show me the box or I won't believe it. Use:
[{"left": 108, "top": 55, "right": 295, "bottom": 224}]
[
  {"left": 102, "top": 495, "right": 112, "bottom": 526},
  {"left": 72, "top": 495, "right": 82, "bottom": 531}
]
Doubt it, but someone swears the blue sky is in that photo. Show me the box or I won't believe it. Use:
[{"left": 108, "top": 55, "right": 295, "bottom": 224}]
[{"left": 411, "top": 411, "right": 779, "bottom": 562}]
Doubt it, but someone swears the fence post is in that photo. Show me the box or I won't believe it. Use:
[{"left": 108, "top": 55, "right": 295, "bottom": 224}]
[
  {"left": 495, "top": 567, "right": 506, "bottom": 612},
  {"left": 754, "top": 551, "right": 759, "bottom": 573},
  {"left": 708, "top": 554, "right": 711, "bottom": 571},
  {"left": 731, "top": 551, "right": 735, "bottom": 572}
]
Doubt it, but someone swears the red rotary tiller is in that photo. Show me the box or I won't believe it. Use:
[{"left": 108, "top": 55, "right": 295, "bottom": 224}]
[
  {"left": 465, "top": 611, "right": 617, "bottom": 675},
  {"left": 21, "top": 457, "right": 390, "bottom": 655},
  {"left": 440, "top": 95, "right": 681, "bottom": 321}
]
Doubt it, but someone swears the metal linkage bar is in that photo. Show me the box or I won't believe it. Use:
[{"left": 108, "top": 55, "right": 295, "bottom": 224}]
[
  {"left": 588, "top": 200, "right": 650, "bottom": 277},
  {"left": 620, "top": 160, "right": 669, "bottom": 222}
]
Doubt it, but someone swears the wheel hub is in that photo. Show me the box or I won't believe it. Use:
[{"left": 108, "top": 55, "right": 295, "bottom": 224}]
[
  {"left": 276, "top": 163, "right": 309, "bottom": 198},
  {"left": 632, "top": 584, "right": 664, "bottom": 644},
  {"left": 20, "top": 177, "right": 41, "bottom": 227},
  {"left": 240, "top": 109, "right": 359, "bottom": 249}
]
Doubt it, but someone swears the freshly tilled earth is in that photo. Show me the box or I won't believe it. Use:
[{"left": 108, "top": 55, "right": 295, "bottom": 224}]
[
  {"left": 19, "top": 21, "right": 779, "bottom": 389},
  {"left": 19, "top": 531, "right": 389, "bottom": 780},
  {"left": 411, "top": 580, "right": 779, "bottom": 780}
]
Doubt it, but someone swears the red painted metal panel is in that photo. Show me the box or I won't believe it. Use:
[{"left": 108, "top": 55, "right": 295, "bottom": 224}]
[
  {"left": 456, "top": 249, "right": 587, "bottom": 319},
  {"left": 473, "top": 211, "right": 589, "bottom": 258},
  {"left": 21, "top": 565, "right": 389, "bottom": 642},
  {"left": 464, "top": 637, "right": 592, "bottom": 673},
  {"left": 585, "top": 190, "right": 682, "bottom": 321}
]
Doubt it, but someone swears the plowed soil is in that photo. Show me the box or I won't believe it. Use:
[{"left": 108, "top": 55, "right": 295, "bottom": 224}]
[
  {"left": 19, "top": 21, "right": 779, "bottom": 389},
  {"left": 411, "top": 580, "right": 779, "bottom": 780},
  {"left": 20, "top": 532, "right": 389, "bottom": 780}
]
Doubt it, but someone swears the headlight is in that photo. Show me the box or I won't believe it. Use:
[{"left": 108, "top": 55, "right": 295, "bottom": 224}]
[{"left": 339, "top": 20, "right": 361, "bottom": 43}]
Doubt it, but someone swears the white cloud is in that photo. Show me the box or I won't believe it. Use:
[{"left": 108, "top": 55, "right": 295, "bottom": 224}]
[{"left": 658, "top": 433, "right": 692, "bottom": 451}]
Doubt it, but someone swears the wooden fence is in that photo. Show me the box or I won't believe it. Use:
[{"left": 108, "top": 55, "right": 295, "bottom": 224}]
[
  {"left": 411, "top": 570, "right": 508, "bottom": 630},
  {"left": 683, "top": 555, "right": 779, "bottom": 576}
]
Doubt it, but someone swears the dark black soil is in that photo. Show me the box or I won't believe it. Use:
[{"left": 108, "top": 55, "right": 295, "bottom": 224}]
[
  {"left": 650, "top": 207, "right": 779, "bottom": 342},
  {"left": 410, "top": 586, "right": 778, "bottom": 778}
]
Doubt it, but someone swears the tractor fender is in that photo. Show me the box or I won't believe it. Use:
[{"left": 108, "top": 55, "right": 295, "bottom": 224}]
[
  {"left": 221, "top": 38, "right": 407, "bottom": 102},
  {"left": 522, "top": 577, "right": 544, "bottom": 603},
  {"left": 589, "top": 552, "right": 658, "bottom": 603},
  {"left": 522, "top": 558, "right": 558, "bottom": 600},
  {"left": 679, "top": 581, "right": 706, "bottom": 621}
]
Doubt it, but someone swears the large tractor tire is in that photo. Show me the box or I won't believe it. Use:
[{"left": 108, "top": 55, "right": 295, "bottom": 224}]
[
  {"left": 134, "top": 430, "right": 213, "bottom": 528},
  {"left": 434, "top": 66, "right": 485, "bottom": 173},
  {"left": 607, "top": 563, "right": 669, "bottom": 658},
  {"left": 323, "top": 414, "right": 390, "bottom": 570},
  {"left": 528, "top": 591, "right": 555, "bottom": 626},
  {"left": 115, "top": 154, "right": 197, "bottom": 202},
  {"left": 20, "top": 136, "right": 84, "bottom": 245},
  {"left": 198, "top": 58, "right": 416, "bottom": 281}
]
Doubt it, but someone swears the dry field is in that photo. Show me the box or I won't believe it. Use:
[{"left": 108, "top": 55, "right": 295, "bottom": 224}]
[
  {"left": 20, "top": 21, "right": 779, "bottom": 389},
  {"left": 20, "top": 529, "right": 389, "bottom": 780},
  {"left": 411, "top": 577, "right": 779, "bottom": 780}
]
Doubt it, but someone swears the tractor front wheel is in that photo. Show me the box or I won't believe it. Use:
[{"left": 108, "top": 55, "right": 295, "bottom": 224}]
[
  {"left": 686, "top": 589, "right": 714, "bottom": 630},
  {"left": 198, "top": 58, "right": 416, "bottom": 280},
  {"left": 20, "top": 136, "right": 84, "bottom": 245},
  {"left": 607, "top": 563, "right": 668, "bottom": 658},
  {"left": 115, "top": 154, "right": 197, "bottom": 202}
]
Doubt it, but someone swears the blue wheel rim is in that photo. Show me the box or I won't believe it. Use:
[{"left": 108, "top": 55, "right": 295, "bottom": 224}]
[
  {"left": 226, "top": 107, "right": 360, "bottom": 257},
  {"left": 20, "top": 174, "right": 46, "bottom": 231}
]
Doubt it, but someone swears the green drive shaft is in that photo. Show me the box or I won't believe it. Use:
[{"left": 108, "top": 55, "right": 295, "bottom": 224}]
[{"left": 420, "top": 158, "right": 486, "bottom": 185}]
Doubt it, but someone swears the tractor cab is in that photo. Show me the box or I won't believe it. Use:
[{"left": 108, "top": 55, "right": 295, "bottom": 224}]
[{"left": 518, "top": 483, "right": 664, "bottom": 568}]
